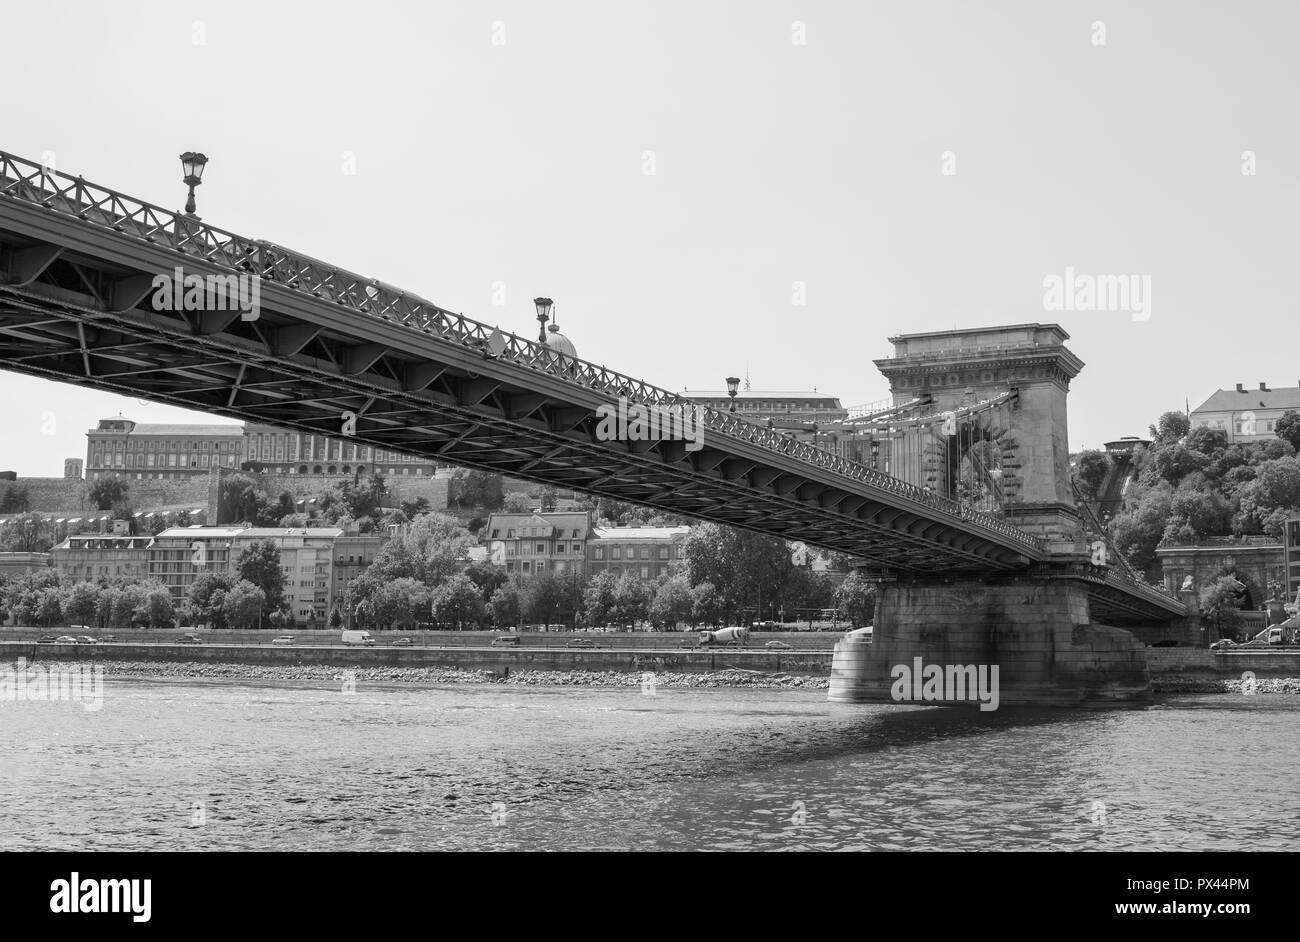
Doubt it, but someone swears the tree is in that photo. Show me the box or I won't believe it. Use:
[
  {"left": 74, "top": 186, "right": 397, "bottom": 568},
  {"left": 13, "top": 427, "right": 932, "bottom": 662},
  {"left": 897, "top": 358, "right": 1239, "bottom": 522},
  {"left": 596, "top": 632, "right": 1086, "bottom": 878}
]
[
  {"left": 1072, "top": 450, "right": 1113, "bottom": 501},
  {"left": 400, "top": 496, "right": 431, "bottom": 518},
  {"left": 111, "top": 584, "right": 148, "bottom": 630},
  {"left": 37, "top": 587, "right": 63, "bottom": 627},
  {"left": 1275, "top": 411, "right": 1300, "bottom": 451},
  {"left": 1108, "top": 483, "right": 1173, "bottom": 578},
  {"left": 431, "top": 574, "right": 484, "bottom": 629},
  {"left": 648, "top": 574, "right": 693, "bottom": 629},
  {"left": 834, "top": 572, "right": 876, "bottom": 627},
  {"left": 328, "top": 608, "right": 343, "bottom": 630},
  {"left": 447, "top": 469, "right": 504, "bottom": 511},
  {"left": 583, "top": 569, "right": 619, "bottom": 628},
  {"left": 690, "top": 581, "right": 724, "bottom": 627},
  {"left": 1235, "top": 457, "right": 1300, "bottom": 537},
  {"left": 223, "top": 581, "right": 267, "bottom": 629},
  {"left": 522, "top": 571, "right": 572, "bottom": 627},
  {"left": 0, "top": 485, "right": 30, "bottom": 514},
  {"left": 501, "top": 492, "right": 534, "bottom": 513},
  {"left": 611, "top": 572, "right": 650, "bottom": 629},
  {"left": 371, "top": 577, "right": 430, "bottom": 631},
  {"left": 487, "top": 580, "right": 524, "bottom": 628},
  {"left": 463, "top": 561, "right": 508, "bottom": 600},
  {"left": 1149, "top": 411, "right": 1190, "bottom": 445},
  {"left": 88, "top": 476, "right": 130, "bottom": 511},
  {"left": 0, "top": 513, "right": 54, "bottom": 553},
  {"left": 217, "top": 473, "right": 261, "bottom": 524},
  {"left": 142, "top": 586, "right": 175, "bottom": 629},
  {"left": 681, "top": 523, "right": 798, "bottom": 622},
  {"left": 1200, "top": 576, "right": 1246, "bottom": 642},
  {"left": 235, "top": 539, "right": 285, "bottom": 618},
  {"left": 62, "top": 582, "right": 100, "bottom": 627},
  {"left": 187, "top": 572, "right": 236, "bottom": 629}
]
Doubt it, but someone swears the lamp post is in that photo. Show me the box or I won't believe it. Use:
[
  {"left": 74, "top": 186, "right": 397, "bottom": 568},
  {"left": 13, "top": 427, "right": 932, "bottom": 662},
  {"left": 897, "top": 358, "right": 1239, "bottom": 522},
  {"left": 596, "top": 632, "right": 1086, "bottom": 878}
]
[
  {"left": 178, "top": 152, "right": 208, "bottom": 218},
  {"left": 869, "top": 436, "right": 880, "bottom": 470},
  {"left": 534, "top": 297, "right": 554, "bottom": 342},
  {"left": 725, "top": 377, "right": 740, "bottom": 413}
]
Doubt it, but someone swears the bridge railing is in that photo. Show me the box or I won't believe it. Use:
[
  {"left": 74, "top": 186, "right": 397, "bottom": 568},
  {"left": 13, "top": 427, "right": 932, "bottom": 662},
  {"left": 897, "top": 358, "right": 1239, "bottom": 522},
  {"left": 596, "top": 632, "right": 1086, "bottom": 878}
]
[{"left": 0, "top": 149, "right": 1042, "bottom": 554}]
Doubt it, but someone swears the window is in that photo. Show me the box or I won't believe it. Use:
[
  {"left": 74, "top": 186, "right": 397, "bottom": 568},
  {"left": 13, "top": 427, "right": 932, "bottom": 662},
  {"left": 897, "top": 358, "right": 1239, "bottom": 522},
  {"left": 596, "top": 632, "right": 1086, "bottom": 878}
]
[
  {"left": 658, "top": 547, "right": 669, "bottom": 559},
  {"left": 556, "top": 544, "right": 566, "bottom": 554},
  {"left": 640, "top": 566, "right": 649, "bottom": 579},
  {"left": 572, "top": 542, "right": 582, "bottom": 553},
  {"left": 611, "top": 547, "right": 621, "bottom": 560},
  {"left": 507, "top": 529, "right": 515, "bottom": 538},
  {"left": 491, "top": 529, "right": 500, "bottom": 538},
  {"left": 536, "top": 542, "right": 545, "bottom": 554},
  {"left": 639, "top": 547, "right": 650, "bottom": 559},
  {"left": 593, "top": 547, "right": 605, "bottom": 560}
]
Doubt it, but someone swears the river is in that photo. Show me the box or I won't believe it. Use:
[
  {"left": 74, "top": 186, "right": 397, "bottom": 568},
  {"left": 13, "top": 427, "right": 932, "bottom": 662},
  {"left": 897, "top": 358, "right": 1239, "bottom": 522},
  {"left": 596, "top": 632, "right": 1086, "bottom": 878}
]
[{"left": 2, "top": 678, "right": 1297, "bottom": 851}]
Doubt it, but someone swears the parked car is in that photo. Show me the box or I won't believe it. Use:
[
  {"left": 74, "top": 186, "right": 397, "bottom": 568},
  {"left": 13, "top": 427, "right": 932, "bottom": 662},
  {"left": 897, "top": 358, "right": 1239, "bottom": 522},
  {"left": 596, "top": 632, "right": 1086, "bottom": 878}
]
[
  {"left": 54, "top": 635, "right": 77, "bottom": 644},
  {"left": 765, "top": 640, "right": 792, "bottom": 650},
  {"left": 36, "top": 635, "right": 58, "bottom": 644},
  {"left": 75, "top": 636, "right": 98, "bottom": 645},
  {"left": 176, "top": 634, "right": 203, "bottom": 644},
  {"left": 100, "top": 635, "right": 117, "bottom": 643},
  {"left": 392, "top": 638, "right": 414, "bottom": 646},
  {"left": 491, "top": 636, "right": 520, "bottom": 647},
  {"left": 271, "top": 636, "right": 295, "bottom": 646},
  {"left": 565, "top": 638, "right": 599, "bottom": 649}
]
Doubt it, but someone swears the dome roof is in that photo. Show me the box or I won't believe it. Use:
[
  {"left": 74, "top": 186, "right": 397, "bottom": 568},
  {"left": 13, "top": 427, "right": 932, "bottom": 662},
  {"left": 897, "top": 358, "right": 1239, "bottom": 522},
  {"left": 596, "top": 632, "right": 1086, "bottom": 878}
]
[{"left": 545, "top": 323, "right": 578, "bottom": 359}]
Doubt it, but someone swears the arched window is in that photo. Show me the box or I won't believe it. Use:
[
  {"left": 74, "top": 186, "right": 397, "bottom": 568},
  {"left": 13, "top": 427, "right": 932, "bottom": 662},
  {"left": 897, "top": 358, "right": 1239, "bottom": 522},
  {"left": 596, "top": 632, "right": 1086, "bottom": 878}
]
[
  {"left": 342, "top": 465, "right": 351, "bottom": 473},
  {"left": 356, "top": 465, "right": 365, "bottom": 474},
  {"left": 313, "top": 465, "right": 322, "bottom": 474},
  {"left": 298, "top": 465, "right": 307, "bottom": 474},
  {"left": 328, "top": 465, "right": 337, "bottom": 474}
]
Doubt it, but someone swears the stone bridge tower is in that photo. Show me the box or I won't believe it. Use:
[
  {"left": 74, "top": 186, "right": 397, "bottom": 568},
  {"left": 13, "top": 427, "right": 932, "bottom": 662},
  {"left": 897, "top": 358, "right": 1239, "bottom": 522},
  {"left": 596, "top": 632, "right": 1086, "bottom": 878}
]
[{"left": 873, "top": 323, "right": 1085, "bottom": 551}]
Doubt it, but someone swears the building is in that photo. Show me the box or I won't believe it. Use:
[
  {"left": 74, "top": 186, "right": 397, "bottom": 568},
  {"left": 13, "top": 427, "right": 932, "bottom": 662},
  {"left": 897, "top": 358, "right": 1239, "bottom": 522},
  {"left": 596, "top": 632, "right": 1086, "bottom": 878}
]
[
  {"left": 1190, "top": 383, "right": 1300, "bottom": 443},
  {"left": 588, "top": 526, "right": 690, "bottom": 580},
  {"left": 1285, "top": 513, "right": 1300, "bottom": 604},
  {"left": 242, "top": 423, "right": 439, "bottom": 478},
  {"left": 332, "top": 533, "right": 386, "bottom": 620},
  {"left": 86, "top": 417, "right": 244, "bottom": 481},
  {"left": 232, "top": 527, "right": 342, "bottom": 627},
  {"left": 88, "top": 416, "right": 441, "bottom": 484},
  {"left": 147, "top": 526, "right": 247, "bottom": 601},
  {"left": 482, "top": 511, "right": 593, "bottom": 577},
  {"left": 0, "top": 552, "right": 52, "bottom": 578},
  {"left": 1154, "top": 536, "right": 1285, "bottom": 607},
  {"left": 680, "top": 388, "right": 847, "bottom": 424},
  {"left": 51, "top": 534, "right": 153, "bottom": 582}
]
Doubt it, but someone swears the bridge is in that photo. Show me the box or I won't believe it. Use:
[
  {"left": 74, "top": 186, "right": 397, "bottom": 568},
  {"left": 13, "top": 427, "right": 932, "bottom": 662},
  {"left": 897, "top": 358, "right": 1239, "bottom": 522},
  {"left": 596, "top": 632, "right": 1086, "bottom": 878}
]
[{"left": 0, "top": 148, "right": 1187, "bottom": 705}]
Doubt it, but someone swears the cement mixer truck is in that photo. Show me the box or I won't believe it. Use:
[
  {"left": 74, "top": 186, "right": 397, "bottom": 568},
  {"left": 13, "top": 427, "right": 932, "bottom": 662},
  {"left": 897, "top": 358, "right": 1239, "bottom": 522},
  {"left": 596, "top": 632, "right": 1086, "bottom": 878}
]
[{"left": 699, "top": 626, "right": 750, "bottom": 648}]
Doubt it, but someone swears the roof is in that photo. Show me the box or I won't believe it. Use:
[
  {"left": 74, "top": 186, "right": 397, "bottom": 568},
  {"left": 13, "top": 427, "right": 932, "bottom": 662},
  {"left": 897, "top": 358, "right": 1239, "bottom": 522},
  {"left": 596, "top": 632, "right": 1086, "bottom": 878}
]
[
  {"left": 234, "top": 528, "right": 344, "bottom": 538},
  {"left": 485, "top": 512, "right": 591, "bottom": 536},
  {"left": 155, "top": 527, "right": 248, "bottom": 538},
  {"left": 1192, "top": 386, "right": 1300, "bottom": 414},
  {"left": 89, "top": 423, "right": 244, "bottom": 437},
  {"left": 592, "top": 526, "right": 691, "bottom": 540}
]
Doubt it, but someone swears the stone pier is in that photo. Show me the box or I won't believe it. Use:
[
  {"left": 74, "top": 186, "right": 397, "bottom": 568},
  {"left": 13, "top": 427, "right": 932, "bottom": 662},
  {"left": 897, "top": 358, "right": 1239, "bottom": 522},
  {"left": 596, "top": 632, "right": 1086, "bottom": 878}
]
[{"left": 828, "top": 577, "right": 1153, "bottom": 707}]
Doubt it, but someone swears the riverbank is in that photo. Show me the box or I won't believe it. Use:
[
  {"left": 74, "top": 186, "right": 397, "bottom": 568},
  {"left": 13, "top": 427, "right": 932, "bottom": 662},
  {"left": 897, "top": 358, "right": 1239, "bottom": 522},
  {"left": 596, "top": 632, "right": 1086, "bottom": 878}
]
[
  {"left": 21, "top": 659, "right": 829, "bottom": 689},
  {"left": 11, "top": 657, "right": 1300, "bottom": 694}
]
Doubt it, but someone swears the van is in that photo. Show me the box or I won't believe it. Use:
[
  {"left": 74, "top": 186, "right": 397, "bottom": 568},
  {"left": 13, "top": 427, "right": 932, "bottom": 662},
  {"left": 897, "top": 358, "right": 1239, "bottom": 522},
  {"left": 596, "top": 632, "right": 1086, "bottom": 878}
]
[{"left": 341, "top": 630, "right": 375, "bottom": 646}]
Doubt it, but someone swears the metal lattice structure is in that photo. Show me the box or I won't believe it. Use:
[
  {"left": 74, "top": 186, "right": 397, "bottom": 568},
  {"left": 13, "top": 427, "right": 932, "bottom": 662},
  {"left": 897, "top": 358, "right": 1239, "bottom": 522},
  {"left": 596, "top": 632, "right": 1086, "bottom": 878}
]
[{"left": 0, "top": 148, "right": 1184, "bottom": 621}]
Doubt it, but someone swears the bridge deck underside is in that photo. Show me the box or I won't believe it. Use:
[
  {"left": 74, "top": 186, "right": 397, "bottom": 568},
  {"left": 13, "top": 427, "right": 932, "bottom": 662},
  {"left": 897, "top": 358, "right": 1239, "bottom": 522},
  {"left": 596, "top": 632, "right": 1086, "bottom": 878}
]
[{"left": 0, "top": 198, "right": 1184, "bottom": 623}]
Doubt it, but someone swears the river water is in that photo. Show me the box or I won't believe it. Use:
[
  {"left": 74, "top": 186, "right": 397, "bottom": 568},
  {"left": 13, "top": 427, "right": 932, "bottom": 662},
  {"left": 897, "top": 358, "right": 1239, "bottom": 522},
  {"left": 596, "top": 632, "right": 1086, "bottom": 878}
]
[{"left": 2, "top": 678, "right": 1297, "bottom": 851}]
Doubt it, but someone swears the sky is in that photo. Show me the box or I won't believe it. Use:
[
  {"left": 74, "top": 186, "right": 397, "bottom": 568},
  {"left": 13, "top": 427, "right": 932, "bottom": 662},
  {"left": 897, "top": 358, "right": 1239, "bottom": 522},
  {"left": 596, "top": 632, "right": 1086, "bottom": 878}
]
[{"left": 1, "top": 0, "right": 1297, "bottom": 475}]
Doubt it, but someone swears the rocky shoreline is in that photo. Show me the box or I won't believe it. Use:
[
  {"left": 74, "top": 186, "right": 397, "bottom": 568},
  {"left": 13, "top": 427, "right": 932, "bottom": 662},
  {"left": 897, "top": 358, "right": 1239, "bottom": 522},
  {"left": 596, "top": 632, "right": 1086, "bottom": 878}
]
[
  {"left": 11, "top": 658, "right": 1300, "bottom": 695},
  {"left": 32, "top": 659, "right": 828, "bottom": 690}
]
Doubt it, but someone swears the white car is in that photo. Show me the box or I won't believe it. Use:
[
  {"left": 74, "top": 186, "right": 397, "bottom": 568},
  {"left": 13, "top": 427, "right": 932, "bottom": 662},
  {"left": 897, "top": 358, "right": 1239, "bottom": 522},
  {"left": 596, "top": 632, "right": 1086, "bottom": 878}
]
[{"left": 271, "top": 636, "right": 295, "bottom": 646}]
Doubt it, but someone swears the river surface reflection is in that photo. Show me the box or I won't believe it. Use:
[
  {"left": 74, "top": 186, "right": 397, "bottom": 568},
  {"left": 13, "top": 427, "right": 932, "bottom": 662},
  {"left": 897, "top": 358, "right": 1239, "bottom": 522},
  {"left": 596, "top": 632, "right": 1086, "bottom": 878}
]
[{"left": 2, "top": 678, "right": 1296, "bottom": 851}]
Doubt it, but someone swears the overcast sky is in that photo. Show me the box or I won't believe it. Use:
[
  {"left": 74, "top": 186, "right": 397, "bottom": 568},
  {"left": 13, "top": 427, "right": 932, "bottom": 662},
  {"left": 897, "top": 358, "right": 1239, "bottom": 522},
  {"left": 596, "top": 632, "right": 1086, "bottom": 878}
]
[{"left": 2, "top": 0, "right": 1296, "bottom": 475}]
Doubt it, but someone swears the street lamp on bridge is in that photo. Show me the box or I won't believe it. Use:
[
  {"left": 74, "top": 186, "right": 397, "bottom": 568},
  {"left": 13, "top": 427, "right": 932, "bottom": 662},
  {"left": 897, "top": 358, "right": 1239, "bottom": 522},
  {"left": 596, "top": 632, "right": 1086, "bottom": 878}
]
[
  {"left": 534, "top": 297, "right": 554, "bottom": 342},
  {"left": 179, "top": 152, "right": 208, "bottom": 218},
  {"left": 725, "top": 376, "right": 740, "bottom": 412}
]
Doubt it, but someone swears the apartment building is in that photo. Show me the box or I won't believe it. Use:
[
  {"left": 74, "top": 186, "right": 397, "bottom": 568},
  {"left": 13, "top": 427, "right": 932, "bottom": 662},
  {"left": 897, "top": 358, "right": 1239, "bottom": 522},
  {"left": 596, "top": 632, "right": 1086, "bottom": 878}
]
[
  {"left": 587, "top": 526, "right": 690, "bottom": 580},
  {"left": 482, "top": 511, "right": 592, "bottom": 577}
]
